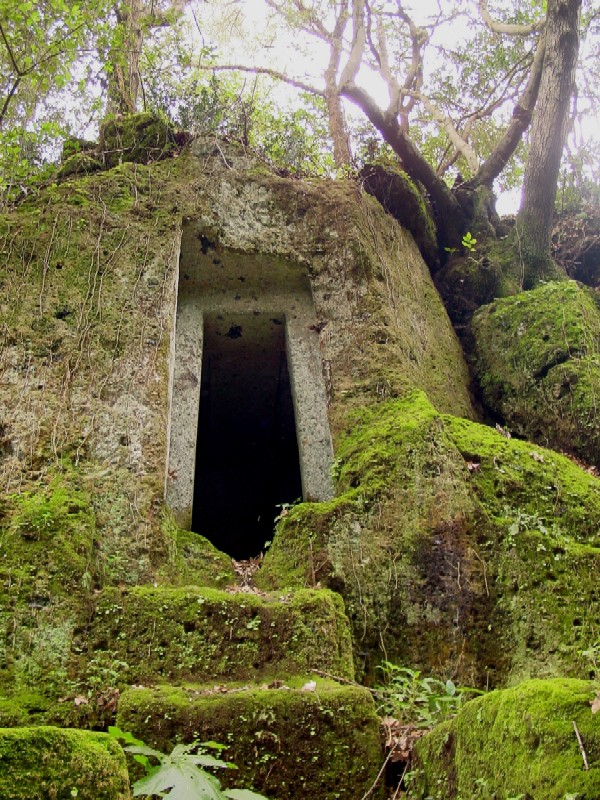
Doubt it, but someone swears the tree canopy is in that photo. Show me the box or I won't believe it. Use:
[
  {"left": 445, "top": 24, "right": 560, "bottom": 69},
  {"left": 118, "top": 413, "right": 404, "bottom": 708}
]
[{"left": 1, "top": 0, "right": 598, "bottom": 281}]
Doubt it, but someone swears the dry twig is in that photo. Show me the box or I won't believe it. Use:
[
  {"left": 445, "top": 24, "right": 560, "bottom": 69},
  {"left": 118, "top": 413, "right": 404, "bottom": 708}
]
[{"left": 572, "top": 720, "right": 589, "bottom": 771}]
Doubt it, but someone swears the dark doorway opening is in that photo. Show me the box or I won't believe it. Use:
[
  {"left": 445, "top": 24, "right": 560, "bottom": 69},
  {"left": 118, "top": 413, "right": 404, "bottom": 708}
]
[{"left": 192, "top": 313, "right": 303, "bottom": 560}]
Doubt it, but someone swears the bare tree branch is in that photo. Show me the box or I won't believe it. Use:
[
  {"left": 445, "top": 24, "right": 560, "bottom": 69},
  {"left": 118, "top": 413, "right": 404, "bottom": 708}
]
[
  {"left": 417, "top": 93, "right": 480, "bottom": 173},
  {"left": 470, "top": 32, "right": 546, "bottom": 187},
  {"left": 479, "top": 0, "right": 544, "bottom": 35},
  {"left": 198, "top": 63, "right": 325, "bottom": 96}
]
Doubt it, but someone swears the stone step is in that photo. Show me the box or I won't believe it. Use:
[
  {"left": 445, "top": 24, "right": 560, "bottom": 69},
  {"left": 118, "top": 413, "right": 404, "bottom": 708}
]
[
  {"left": 81, "top": 585, "right": 355, "bottom": 686},
  {"left": 117, "top": 678, "right": 383, "bottom": 800}
]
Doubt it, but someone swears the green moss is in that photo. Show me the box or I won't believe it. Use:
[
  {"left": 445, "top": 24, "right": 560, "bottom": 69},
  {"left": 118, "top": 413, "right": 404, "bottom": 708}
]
[
  {"left": 99, "top": 112, "right": 177, "bottom": 169},
  {"left": 0, "top": 726, "right": 130, "bottom": 799},
  {"left": 259, "top": 392, "right": 600, "bottom": 685},
  {"left": 57, "top": 153, "right": 102, "bottom": 179},
  {"left": 0, "top": 468, "right": 95, "bottom": 598},
  {"left": 411, "top": 678, "right": 600, "bottom": 799},
  {"left": 117, "top": 680, "right": 382, "bottom": 800},
  {"left": 434, "top": 253, "right": 518, "bottom": 329},
  {"left": 155, "top": 511, "right": 236, "bottom": 588},
  {"left": 473, "top": 280, "right": 600, "bottom": 465},
  {"left": 360, "top": 162, "right": 439, "bottom": 269},
  {"left": 82, "top": 585, "right": 354, "bottom": 685},
  {"left": 0, "top": 467, "right": 97, "bottom": 697}
]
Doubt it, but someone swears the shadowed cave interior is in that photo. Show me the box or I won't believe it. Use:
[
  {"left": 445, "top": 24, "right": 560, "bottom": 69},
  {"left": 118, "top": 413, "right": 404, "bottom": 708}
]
[{"left": 192, "top": 313, "right": 303, "bottom": 560}]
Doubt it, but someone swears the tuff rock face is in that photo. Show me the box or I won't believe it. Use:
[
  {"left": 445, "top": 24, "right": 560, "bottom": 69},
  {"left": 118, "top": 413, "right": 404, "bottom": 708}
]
[{"left": 1, "top": 115, "right": 599, "bottom": 798}]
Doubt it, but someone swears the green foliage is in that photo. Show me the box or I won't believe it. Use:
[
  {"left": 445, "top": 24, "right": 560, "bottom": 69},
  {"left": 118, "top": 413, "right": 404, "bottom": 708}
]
[
  {"left": 142, "top": 27, "right": 336, "bottom": 177},
  {"left": 557, "top": 138, "right": 600, "bottom": 212},
  {"left": 375, "top": 662, "right": 482, "bottom": 729},
  {"left": 109, "top": 727, "right": 269, "bottom": 800},
  {"left": 0, "top": 0, "right": 111, "bottom": 204},
  {"left": 461, "top": 231, "right": 477, "bottom": 252}
]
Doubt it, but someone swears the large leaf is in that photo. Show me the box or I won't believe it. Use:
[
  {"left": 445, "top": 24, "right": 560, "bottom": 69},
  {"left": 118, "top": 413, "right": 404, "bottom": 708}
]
[
  {"left": 132, "top": 761, "right": 225, "bottom": 800},
  {"left": 125, "top": 744, "right": 165, "bottom": 760},
  {"left": 185, "top": 753, "right": 234, "bottom": 769}
]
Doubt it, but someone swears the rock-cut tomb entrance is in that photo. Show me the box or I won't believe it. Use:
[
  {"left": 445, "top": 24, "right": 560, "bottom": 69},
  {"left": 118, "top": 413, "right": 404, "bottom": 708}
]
[{"left": 166, "top": 220, "right": 334, "bottom": 560}]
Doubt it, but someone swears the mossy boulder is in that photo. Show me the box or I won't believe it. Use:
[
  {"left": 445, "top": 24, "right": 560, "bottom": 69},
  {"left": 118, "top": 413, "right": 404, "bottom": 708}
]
[
  {"left": 434, "top": 253, "right": 516, "bottom": 330},
  {"left": 82, "top": 585, "right": 354, "bottom": 685},
  {"left": 0, "top": 726, "right": 130, "bottom": 799},
  {"left": 57, "top": 152, "right": 102, "bottom": 179},
  {"left": 473, "top": 280, "right": 600, "bottom": 466},
  {"left": 411, "top": 678, "right": 600, "bottom": 799},
  {"left": 258, "top": 392, "right": 600, "bottom": 685},
  {"left": 99, "top": 112, "right": 178, "bottom": 168},
  {"left": 360, "top": 162, "right": 439, "bottom": 270},
  {"left": 117, "top": 680, "right": 382, "bottom": 800}
]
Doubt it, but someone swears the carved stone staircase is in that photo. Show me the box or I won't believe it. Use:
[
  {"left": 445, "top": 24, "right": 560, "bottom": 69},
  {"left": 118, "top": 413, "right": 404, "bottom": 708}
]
[{"left": 85, "top": 583, "right": 383, "bottom": 800}]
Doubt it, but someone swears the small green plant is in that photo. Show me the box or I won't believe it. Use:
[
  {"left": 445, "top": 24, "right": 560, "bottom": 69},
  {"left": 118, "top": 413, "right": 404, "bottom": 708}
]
[
  {"left": 581, "top": 641, "right": 600, "bottom": 681},
  {"left": 461, "top": 231, "right": 477, "bottom": 252},
  {"left": 109, "top": 727, "right": 269, "bottom": 800},
  {"left": 274, "top": 498, "right": 301, "bottom": 525},
  {"left": 374, "top": 663, "right": 483, "bottom": 728}
]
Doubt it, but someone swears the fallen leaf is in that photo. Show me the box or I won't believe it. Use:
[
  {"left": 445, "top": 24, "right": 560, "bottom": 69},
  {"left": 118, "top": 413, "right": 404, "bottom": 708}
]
[
  {"left": 74, "top": 696, "right": 88, "bottom": 706},
  {"left": 300, "top": 681, "right": 317, "bottom": 693},
  {"left": 592, "top": 692, "right": 600, "bottom": 714}
]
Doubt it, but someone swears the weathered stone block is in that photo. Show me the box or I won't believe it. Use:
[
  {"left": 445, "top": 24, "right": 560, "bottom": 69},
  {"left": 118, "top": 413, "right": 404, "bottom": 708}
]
[
  {"left": 84, "top": 585, "right": 355, "bottom": 684},
  {"left": 118, "top": 680, "right": 383, "bottom": 800}
]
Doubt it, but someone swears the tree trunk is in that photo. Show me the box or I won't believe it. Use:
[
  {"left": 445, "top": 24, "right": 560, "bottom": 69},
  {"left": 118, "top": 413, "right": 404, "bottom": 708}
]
[
  {"left": 326, "top": 91, "right": 352, "bottom": 167},
  {"left": 107, "top": 0, "right": 144, "bottom": 115},
  {"left": 343, "top": 83, "right": 468, "bottom": 257},
  {"left": 516, "top": 0, "right": 582, "bottom": 287}
]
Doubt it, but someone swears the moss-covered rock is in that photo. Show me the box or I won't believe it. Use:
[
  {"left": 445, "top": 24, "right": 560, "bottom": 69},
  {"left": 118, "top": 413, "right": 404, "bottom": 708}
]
[
  {"left": 117, "top": 679, "right": 382, "bottom": 800},
  {"left": 410, "top": 678, "right": 600, "bottom": 799},
  {"left": 360, "top": 162, "right": 439, "bottom": 270},
  {"left": 57, "top": 152, "right": 103, "bottom": 179},
  {"left": 258, "top": 392, "right": 600, "bottom": 685},
  {"left": 82, "top": 585, "right": 354, "bottom": 685},
  {"left": 99, "top": 112, "right": 178, "bottom": 168},
  {"left": 434, "top": 253, "right": 517, "bottom": 331},
  {"left": 0, "top": 726, "right": 130, "bottom": 799},
  {"left": 0, "top": 468, "right": 96, "bottom": 698},
  {"left": 473, "top": 280, "right": 600, "bottom": 466},
  {"left": 155, "top": 512, "right": 236, "bottom": 588}
]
